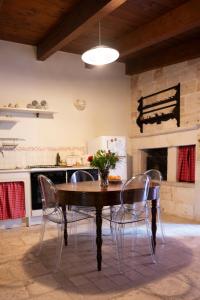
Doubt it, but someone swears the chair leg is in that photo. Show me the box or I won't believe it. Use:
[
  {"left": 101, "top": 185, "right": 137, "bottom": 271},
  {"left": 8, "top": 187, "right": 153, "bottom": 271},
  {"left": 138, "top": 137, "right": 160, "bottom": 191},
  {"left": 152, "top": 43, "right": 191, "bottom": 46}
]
[
  {"left": 115, "top": 223, "right": 125, "bottom": 273},
  {"left": 109, "top": 206, "right": 115, "bottom": 241},
  {"left": 55, "top": 223, "right": 64, "bottom": 271},
  {"left": 37, "top": 217, "right": 47, "bottom": 256},
  {"left": 73, "top": 221, "right": 78, "bottom": 250},
  {"left": 157, "top": 206, "right": 165, "bottom": 244},
  {"left": 145, "top": 218, "right": 156, "bottom": 264},
  {"left": 90, "top": 218, "right": 96, "bottom": 250},
  {"left": 131, "top": 222, "right": 138, "bottom": 253},
  {"left": 110, "top": 221, "right": 115, "bottom": 243}
]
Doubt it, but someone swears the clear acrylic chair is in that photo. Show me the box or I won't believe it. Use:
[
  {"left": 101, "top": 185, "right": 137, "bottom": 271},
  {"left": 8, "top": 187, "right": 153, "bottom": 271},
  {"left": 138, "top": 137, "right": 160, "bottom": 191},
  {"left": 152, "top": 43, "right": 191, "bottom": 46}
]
[
  {"left": 70, "top": 170, "right": 98, "bottom": 245},
  {"left": 71, "top": 170, "right": 114, "bottom": 216},
  {"left": 70, "top": 170, "right": 96, "bottom": 215},
  {"left": 38, "top": 175, "right": 90, "bottom": 270},
  {"left": 102, "top": 174, "right": 156, "bottom": 272},
  {"left": 144, "top": 169, "right": 165, "bottom": 243},
  {"left": 70, "top": 170, "right": 95, "bottom": 183}
]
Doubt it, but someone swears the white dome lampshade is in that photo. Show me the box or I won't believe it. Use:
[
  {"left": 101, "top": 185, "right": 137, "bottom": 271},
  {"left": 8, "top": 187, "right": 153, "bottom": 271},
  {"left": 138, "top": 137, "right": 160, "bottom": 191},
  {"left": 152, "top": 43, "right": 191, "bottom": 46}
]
[{"left": 81, "top": 45, "right": 119, "bottom": 66}]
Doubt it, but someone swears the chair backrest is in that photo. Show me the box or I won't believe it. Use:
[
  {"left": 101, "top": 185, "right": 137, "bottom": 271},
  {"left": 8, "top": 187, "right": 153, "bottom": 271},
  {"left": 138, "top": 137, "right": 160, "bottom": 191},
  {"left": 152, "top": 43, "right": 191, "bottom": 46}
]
[
  {"left": 38, "top": 174, "right": 58, "bottom": 211},
  {"left": 144, "top": 169, "right": 162, "bottom": 184},
  {"left": 120, "top": 174, "right": 150, "bottom": 216},
  {"left": 144, "top": 169, "right": 162, "bottom": 201},
  {"left": 70, "top": 170, "right": 95, "bottom": 183}
]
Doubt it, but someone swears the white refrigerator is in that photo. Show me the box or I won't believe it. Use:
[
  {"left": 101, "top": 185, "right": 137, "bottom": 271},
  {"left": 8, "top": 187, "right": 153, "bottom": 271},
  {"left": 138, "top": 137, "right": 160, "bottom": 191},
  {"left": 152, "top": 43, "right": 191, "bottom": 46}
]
[{"left": 87, "top": 136, "right": 127, "bottom": 180}]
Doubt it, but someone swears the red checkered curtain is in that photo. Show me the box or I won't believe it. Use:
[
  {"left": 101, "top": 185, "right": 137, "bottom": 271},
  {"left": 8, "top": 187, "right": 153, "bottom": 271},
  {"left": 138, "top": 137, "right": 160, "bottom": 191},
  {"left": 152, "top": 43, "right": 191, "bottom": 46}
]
[
  {"left": 177, "top": 145, "right": 195, "bottom": 183},
  {"left": 0, "top": 182, "right": 25, "bottom": 220}
]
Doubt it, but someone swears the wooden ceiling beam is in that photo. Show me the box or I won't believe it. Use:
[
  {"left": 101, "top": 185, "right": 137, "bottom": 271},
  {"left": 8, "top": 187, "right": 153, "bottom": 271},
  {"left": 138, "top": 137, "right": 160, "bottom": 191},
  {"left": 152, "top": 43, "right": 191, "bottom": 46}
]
[
  {"left": 0, "top": 0, "right": 4, "bottom": 10},
  {"left": 116, "top": 0, "right": 200, "bottom": 59},
  {"left": 37, "top": 0, "right": 127, "bottom": 61},
  {"left": 125, "top": 38, "right": 200, "bottom": 75}
]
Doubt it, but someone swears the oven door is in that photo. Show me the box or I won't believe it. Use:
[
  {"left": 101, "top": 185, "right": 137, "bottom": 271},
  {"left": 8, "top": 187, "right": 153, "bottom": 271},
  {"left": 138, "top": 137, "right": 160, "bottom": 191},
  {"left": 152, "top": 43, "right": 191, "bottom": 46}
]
[{"left": 31, "top": 171, "right": 67, "bottom": 210}]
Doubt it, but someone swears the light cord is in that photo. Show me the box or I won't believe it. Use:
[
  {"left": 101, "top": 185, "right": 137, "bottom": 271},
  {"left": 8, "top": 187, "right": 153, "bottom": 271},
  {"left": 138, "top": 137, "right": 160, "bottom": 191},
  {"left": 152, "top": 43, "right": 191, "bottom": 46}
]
[{"left": 99, "top": 21, "right": 101, "bottom": 45}]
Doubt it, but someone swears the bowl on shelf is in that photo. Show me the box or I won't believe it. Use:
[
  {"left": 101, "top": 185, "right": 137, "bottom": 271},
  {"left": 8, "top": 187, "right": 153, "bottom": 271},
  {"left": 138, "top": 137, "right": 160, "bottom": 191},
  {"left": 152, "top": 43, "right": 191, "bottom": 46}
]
[
  {"left": 32, "top": 100, "right": 39, "bottom": 107},
  {"left": 41, "top": 100, "right": 48, "bottom": 110},
  {"left": 27, "top": 104, "right": 33, "bottom": 109}
]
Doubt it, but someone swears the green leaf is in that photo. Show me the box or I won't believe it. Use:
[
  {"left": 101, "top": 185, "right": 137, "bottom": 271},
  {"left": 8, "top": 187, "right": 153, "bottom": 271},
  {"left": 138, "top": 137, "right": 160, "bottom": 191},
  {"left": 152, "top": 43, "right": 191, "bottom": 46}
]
[{"left": 89, "top": 149, "right": 119, "bottom": 171}]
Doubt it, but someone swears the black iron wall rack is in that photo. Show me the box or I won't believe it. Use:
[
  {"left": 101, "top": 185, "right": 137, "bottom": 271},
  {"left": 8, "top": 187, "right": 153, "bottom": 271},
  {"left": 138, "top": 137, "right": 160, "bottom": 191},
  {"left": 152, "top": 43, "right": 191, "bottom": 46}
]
[{"left": 136, "top": 83, "right": 180, "bottom": 133}]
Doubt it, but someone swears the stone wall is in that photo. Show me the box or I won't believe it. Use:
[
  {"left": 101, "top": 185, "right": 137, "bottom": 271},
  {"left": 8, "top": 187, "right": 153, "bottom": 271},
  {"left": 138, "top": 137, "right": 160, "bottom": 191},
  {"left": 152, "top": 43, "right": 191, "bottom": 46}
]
[
  {"left": 130, "top": 58, "right": 200, "bottom": 136},
  {"left": 130, "top": 58, "right": 200, "bottom": 221}
]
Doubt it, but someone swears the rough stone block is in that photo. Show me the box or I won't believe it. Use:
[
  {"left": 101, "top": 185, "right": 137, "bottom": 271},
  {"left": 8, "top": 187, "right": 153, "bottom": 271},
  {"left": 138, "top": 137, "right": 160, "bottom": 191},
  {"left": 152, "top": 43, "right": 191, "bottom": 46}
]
[{"left": 181, "top": 80, "right": 197, "bottom": 95}]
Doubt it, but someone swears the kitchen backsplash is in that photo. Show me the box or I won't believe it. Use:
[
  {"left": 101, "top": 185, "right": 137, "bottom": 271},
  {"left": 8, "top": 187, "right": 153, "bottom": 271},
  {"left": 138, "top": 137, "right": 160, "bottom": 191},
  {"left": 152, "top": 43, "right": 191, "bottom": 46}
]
[{"left": 0, "top": 146, "right": 88, "bottom": 169}]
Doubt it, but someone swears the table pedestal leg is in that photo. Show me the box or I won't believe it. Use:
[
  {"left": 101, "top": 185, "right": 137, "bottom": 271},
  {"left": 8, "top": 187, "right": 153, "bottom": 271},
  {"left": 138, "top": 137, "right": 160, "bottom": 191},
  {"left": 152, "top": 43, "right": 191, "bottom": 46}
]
[
  {"left": 151, "top": 199, "right": 157, "bottom": 253},
  {"left": 62, "top": 204, "right": 68, "bottom": 246},
  {"left": 96, "top": 206, "right": 102, "bottom": 271}
]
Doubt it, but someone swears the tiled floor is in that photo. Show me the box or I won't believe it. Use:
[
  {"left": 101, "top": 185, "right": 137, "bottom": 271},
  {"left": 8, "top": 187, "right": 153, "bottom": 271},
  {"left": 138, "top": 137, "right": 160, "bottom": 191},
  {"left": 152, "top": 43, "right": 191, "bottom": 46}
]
[{"left": 1, "top": 215, "right": 200, "bottom": 300}]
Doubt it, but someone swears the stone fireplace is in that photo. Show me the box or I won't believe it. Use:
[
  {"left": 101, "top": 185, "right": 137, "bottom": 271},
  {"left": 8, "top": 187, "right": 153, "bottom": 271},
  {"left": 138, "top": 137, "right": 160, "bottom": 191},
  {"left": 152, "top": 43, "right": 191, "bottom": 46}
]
[
  {"left": 130, "top": 58, "right": 200, "bottom": 221},
  {"left": 131, "top": 125, "right": 200, "bottom": 221}
]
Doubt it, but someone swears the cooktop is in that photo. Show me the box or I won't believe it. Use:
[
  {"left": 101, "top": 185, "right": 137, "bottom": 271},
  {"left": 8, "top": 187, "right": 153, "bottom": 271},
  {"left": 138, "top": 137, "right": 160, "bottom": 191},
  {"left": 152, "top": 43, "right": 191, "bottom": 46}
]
[{"left": 27, "top": 165, "right": 60, "bottom": 169}]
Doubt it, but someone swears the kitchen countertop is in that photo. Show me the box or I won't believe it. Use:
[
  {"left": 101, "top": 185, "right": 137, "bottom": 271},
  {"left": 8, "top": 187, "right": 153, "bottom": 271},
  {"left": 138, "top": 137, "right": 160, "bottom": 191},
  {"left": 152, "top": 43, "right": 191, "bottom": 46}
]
[{"left": 0, "top": 166, "right": 95, "bottom": 173}]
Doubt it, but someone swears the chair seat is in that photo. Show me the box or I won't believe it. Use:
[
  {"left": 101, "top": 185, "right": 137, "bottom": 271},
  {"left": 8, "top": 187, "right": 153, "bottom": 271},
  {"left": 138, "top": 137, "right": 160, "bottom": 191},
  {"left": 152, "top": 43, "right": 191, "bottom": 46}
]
[
  {"left": 102, "top": 206, "right": 146, "bottom": 224},
  {"left": 43, "top": 207, "right": 91, "bottom": 224},
  {"left": 71, "top": 205, "right": 96, "bottom": 212},
  {"left": 72, "top": 205, "right": 115, "bottom": 216}
]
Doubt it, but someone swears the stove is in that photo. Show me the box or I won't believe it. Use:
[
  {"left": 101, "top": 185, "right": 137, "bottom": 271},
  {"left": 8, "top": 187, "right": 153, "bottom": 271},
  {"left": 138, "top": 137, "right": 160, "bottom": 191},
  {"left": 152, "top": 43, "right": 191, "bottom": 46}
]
[
  {"left": 30, "top": 168, "right": 67, "bottom": 210},
  {"left": 27, "top": 165, "right": 60, "bottom": 169}
]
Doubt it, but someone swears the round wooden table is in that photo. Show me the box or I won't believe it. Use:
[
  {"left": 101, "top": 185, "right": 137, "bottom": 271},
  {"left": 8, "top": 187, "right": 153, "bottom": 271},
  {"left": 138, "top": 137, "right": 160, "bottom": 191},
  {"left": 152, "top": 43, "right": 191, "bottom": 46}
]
[{"left": 57, "top": 181, "right": 159, "bottom": 271}]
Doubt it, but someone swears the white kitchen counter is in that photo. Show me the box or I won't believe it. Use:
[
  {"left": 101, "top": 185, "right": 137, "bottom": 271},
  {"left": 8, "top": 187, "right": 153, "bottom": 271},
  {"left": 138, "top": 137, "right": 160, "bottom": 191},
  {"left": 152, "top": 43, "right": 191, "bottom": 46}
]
[
  {"left": 0, "top": 165, "right": 93, "bottom": 173},
  {"left": 0, "top": 168, "right": 29, "bottom": 173}
]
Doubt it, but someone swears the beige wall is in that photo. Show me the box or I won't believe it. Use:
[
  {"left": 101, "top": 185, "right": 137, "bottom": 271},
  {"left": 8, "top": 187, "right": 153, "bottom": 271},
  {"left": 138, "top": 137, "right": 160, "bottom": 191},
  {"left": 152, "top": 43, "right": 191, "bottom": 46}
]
[{"left": 0, "top": 41, "right": 131, "bottom": 167}]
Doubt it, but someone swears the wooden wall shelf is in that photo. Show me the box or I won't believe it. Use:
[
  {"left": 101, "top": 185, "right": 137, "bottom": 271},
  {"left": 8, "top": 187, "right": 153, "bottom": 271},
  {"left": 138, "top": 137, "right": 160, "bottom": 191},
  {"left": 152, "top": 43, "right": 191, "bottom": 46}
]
[
  {"left": 0, "top": 117, "right": 19, "bottom": 124},
  {"left": 0, "top": 138, "right": 25, "bottom": 141},
  {"left": 0, "top": 107, "right": 56, "bottom": 118},
  {"left": 136, "top": 83, "right": 180, "bottom": 133}
]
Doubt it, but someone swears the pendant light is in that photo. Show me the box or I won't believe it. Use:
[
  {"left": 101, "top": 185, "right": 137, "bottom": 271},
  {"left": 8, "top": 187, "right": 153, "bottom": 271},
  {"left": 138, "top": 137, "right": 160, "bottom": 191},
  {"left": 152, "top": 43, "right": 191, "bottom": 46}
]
[{"left": 81, "top": 21, "right": 119, "bottom": 66}]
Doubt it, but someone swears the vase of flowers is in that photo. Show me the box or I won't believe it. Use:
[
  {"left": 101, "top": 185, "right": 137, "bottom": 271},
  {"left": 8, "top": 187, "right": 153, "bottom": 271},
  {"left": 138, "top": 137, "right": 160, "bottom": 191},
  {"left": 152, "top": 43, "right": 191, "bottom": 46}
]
[
  {"left": 98, "top": 168, "right": 110, "bottom": 188},
  {"left": 88, "top": 150, "right": 119, "bottom": 188}
]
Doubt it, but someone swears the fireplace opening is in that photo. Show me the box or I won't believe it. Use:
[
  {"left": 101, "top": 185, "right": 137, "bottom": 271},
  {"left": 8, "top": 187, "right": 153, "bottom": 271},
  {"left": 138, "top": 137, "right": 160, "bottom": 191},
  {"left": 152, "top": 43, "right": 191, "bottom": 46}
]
[{"left": 144, "top": 147, "right": 168, "bottom": 180}]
